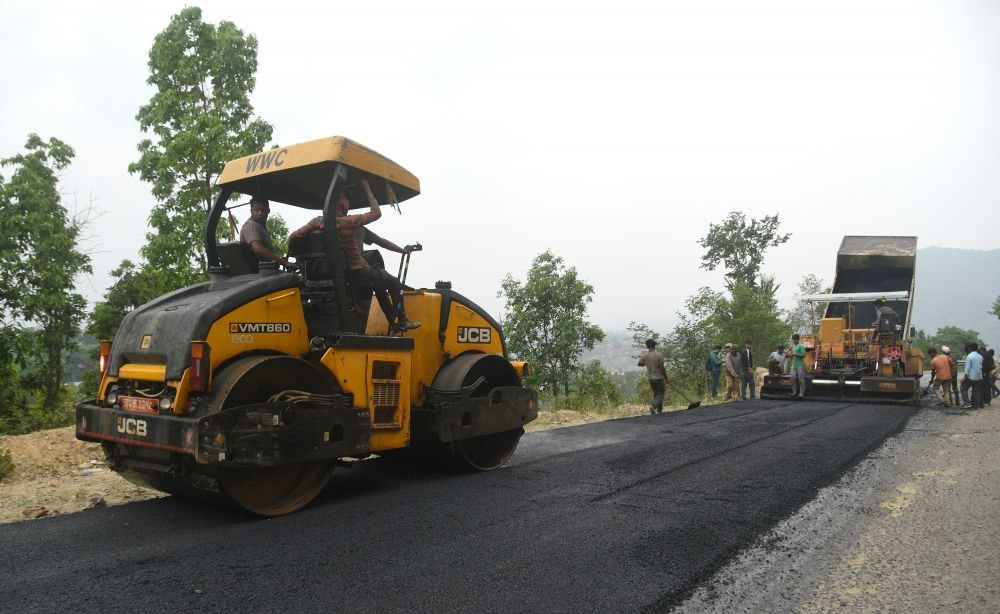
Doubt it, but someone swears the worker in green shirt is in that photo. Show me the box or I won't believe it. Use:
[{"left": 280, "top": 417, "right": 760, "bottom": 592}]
[{"left": 789, "top": 333, "right": 807, "bottom": 399}]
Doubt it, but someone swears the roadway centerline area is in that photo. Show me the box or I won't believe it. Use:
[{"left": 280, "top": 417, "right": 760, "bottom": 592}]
[{"left": 0, "top": 400, "right": 916, "bottom": 614}]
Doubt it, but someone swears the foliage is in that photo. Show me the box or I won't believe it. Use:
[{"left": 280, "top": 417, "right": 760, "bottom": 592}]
[
  {"left": 713, "top": 282, "right": 790, "bottom": 355},
  {"left": 87, "top": 260, "right": 174, "bottom": 341},
  {"left": 911, "top": 326, "right": 985, "bottom": 358},
  {"left": 0, "top": 448, "right": 13, "bottom": 481},
  {"left": 993, "top": 295, "right": 1000, "bottom": 320},
  {"left": 785, "top": 274, "right": 830, "bottom": 335},
  {"left": 130, "top": 6, "right": 273, "bottom": 282},
  {"left": 570, "top": 360, "right": 622, "bottom": 407},
  {"left": 626, "top": 321, "right": 663, "bottom": 359},
  {"left": 92, "top": 7, "right": 274, "bottom": 342},
  {"left": 698, "top": 211, "right": 790, "bottom": 289},
  {"left": 663, "top": 287, "right": 726, "bottom": 396},
  {"left": 0, "top": 134, "right": 91, "bottom": 416},
  {"left": 499, "top": 251, "right": 605, "bottom": 396},
  {"left": 629, "top": 212, "right": 793, "bottom": 399},
  {"left": 630, "top": 281, "right": 788, "bottom": 399}
]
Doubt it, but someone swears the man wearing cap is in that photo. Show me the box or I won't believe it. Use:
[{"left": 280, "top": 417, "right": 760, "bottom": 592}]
[
  {"left": 943, "top": 346, "right": 959, "bottom": 403},
  {"left": 929, "top": 347, "right": 953, "bottom": 407}
]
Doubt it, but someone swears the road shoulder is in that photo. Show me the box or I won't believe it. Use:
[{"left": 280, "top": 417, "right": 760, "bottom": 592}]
[{"left": 673, "top": 404, "right": 1000, "bottom": 614}]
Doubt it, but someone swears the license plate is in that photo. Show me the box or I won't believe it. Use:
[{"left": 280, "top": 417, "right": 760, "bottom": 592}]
[{"left": 119, "top": 396, "right": 158, "bottom": 414}]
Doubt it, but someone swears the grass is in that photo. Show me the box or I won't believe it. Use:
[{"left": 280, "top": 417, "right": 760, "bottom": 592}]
[{"left": 0, "top": 448, "right": 14, "bottom": 481}]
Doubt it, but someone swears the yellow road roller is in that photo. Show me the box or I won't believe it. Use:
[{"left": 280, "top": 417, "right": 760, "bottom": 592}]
[{"left": 76, "top": 136, "right": 537, "bottom": 515}]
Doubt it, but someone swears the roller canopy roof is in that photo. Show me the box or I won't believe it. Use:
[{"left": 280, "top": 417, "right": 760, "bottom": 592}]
[{"left": 217, "top": 136, "right": 420, "bottom": 210}]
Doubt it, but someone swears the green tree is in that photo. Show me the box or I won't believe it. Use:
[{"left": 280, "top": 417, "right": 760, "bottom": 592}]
[
  {"left": 631, "top": 214, "right": 792, "bottom": 398},
  {"left": 992, "top": 295, "right": 999, "bottom": 320},
  {"left": 499, "top": 251, "right": 605, "bottom": 396},
  {"left": 714, "top": 281, "right": 790, "bottom": 355},
  {"left": 570, "top": 360, "right": 622, "bottom": 407},
  {"left": 91, "top": 7, "right": 274, "bottom": 342},
  {"left": 785, "top": 273, "right": 830, "bottom": 335},
  {"left": 130, "top": 6, "right": 273, "bottom": 282},
  {"left": 0, "top": 135, "right": 91, "bottom": 414},
  {"left": 925, "top": 326, "right": 984, "bottom": 358},
  {"left": 698, "top": 212, "right": 790, "bottom": 289},
  {"left": 626, "top": 321, "right": 664, "bottom": 358}
]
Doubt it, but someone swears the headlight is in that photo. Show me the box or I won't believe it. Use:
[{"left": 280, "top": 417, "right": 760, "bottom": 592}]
[{"left": 159, "top": 397, "right": 173, "bottom": 412}]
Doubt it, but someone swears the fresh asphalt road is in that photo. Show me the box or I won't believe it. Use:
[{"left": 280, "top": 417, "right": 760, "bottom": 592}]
[{"left": 0, "top": 399, "right": 916, "bottom": 613}]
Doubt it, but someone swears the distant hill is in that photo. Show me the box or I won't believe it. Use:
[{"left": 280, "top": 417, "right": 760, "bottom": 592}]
[
  {"left": 911, "top": 247, "right": 1000, "bottom": 345},
  {"left": 581, "top": 331, "right": 639, "bottom": 372}
]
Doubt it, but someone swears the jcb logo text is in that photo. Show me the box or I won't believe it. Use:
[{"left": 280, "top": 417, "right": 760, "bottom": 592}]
[
  {"left": 116, "top": 416, "right": 147, "bottom": 437},
  {"left": 457, "top": 327, "right": 492, "bottom": 344}
]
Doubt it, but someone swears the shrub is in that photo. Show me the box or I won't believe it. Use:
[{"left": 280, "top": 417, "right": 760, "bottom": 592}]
[{"left": 0, "top": 448, "right": 13, "bottom": 481}]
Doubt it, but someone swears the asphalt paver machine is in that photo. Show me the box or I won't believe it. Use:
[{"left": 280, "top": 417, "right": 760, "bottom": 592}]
[
  {"left": 762, "top": 236, "right": 923, "bottom": 405},
  {"left": 76, "top": 136, "right": 537, "bottom": 515}
]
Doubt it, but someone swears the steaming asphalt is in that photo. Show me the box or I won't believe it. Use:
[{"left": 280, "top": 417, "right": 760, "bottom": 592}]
[{"left": 0, "top": 399, "right": 916, "bottom": 613}]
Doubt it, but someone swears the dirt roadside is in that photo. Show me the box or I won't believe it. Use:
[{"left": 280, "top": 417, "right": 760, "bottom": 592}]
[
  {"left": 0, "top": 426, "right": 164, "bottom": 523},
  {"left": 0, "top": 402, "right": 685, "bottom": 524}
]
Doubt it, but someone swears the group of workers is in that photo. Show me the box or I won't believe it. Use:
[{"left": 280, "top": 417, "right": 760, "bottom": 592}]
[
  {"left": 238, "top": 179, "right": 420, "bottom": 331},
  {"left": 705, "top": 335, "right": 808, "bottom": 401},
  {"left": 928, "top": 344, "right": 996, "bottom": 410}
]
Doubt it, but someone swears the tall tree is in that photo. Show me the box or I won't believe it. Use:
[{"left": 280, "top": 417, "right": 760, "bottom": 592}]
[
  {"left": 785, "top": 273, "right": 830, "bottom": 335},
  {"left": 0, "top": 135, "right": 91, "bottom": 413},
  {"left": 698, "top": 212, "right": 790, "bottom": 289},
  {"left": 993, "top": 295, "right": 999, "bottom": 320},
  {"left": 663, "top": 287, "right": 726, "bottom": 395},
  {"left": 713, "top": 281, "right": 790, "bottom": 356},
  {"left": 91, "top": 7, "right": 274, "bottom": 340},
  {"left": 129, "top": 5, "right": 273, "bottom": 284},
  {"left": 499, "top": 251, "right": 605, "bottom": 396}
]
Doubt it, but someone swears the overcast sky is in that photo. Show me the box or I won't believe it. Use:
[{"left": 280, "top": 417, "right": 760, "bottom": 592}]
[{"left": 2, "top": 0, "right": 998, "bottom": 332}]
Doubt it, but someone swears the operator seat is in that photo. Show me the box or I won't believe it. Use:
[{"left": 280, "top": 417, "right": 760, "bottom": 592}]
[
  {"left": 217, "top": 241, "right": 259, "bottom": 275},
  {"left": 288, "top": 230, "right": 373, "bottom": 334}
]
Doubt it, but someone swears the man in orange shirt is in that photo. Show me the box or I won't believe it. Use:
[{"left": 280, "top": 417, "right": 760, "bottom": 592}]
[{"left": 928, "top": 347, "right": 953, "bottom": 408}]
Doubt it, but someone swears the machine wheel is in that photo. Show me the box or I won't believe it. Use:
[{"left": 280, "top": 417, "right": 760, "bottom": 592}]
[
  {"left": 209, "top": 355, "right": 337, "bottom": 516},
  {"left": 434, "top": 353, "right": 525, "bottom": 472},
  {"left": 218, "top": 461, "right": 333, "bottom": 517},
  {"left": 449, "top": 427, "right": 524, "bottom": 471}
]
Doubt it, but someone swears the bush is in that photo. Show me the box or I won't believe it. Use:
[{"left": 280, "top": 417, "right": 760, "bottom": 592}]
[
  {"left": 0, "top": 394, "right": 75, "bottom": 436},
  {"left": 0, "top": 448, "right": 13, "bottom": 481},
  {"left": 572, "top": 361, "right": 622, "bottom": 405}
]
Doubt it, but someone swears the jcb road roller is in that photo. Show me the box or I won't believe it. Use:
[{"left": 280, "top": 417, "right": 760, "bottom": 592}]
[{"left": 76, "top": 136, "right": 537, "bottom": 515}]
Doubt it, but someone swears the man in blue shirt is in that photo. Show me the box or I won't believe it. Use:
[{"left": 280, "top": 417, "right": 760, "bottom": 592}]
[
  {"left": 708, "top": 345, "right": 723, "bottom": 398},
  {"left": 960, "top": 343, "right": 984, "bottom": 409}
]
